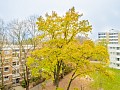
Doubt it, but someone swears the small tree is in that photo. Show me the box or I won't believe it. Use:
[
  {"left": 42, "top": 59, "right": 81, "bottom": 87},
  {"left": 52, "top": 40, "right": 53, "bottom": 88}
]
[
  {"left": 0, "top": 19, "right": 8, "bottom": 90},
  {"left": 66, "top": 40, "right": 109, "bottom": 90},
  {"left": 8, "top": 16, "right": 39, "bottom": 90}
]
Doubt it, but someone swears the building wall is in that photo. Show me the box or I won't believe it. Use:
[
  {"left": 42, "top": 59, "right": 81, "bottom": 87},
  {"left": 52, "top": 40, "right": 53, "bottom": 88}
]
[
  {"left": 106, "top": 32, "right": 109, "bottom": 43},
  {"left": 98, "top": 29, "right": 120, "bottom": 69},
  {"left": 0, "top": 45, "right": 33, "bottom": 85},
  {"left": 108, "top": 44, "right": 120, "bottom": 69},
  {"left": 118, "top": 33, "right": 120, "bottom": 44},
  {"left": 99, "top": 30, "right": 120, "bottom": 44}
]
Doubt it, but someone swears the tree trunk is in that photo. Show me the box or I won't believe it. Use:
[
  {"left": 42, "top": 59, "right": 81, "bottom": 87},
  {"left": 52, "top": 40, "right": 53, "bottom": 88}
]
[
  {"left": 26, "top": 66, "right": 29, "bottom": 90},
  {"left": 54, "top": 62, "right": 60, "bottom": 88},
  {"left": 67, "top": 78, "right": 73, "bottom": 90},
  {"left": 53, "top": 60, "right": 62, "bottom": 89},
  {"left": 26, "top": 86, "right": 29, "bottom": 90},
  {"left": 0, "top": 53, "right": 4, "bottom": 90},
  {"left": 67, "top": 70, "right": 77, "bottom": 90}
]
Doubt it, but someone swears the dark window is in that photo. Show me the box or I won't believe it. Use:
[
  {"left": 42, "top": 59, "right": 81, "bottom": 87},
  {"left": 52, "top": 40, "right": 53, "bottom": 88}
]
[{"left": 4, "top": 67, "right": 9, "bottom": 72}]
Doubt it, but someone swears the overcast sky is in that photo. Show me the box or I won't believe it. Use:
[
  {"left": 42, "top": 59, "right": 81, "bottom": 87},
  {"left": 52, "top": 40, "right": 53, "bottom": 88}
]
[{"left": 0, "top": 0, "right": 120, "bottom": 40}]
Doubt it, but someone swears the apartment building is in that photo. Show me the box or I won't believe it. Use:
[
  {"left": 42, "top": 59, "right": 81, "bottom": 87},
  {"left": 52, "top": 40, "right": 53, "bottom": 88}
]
[
  {"left": 98, "top": 29, "right": 120, "bottom": 69},
  {"left": 98, "top": 29, "right": 120, "bottom": 44},
  {"left": 0, "top": 45, "right": 33, "bottom": 86}
]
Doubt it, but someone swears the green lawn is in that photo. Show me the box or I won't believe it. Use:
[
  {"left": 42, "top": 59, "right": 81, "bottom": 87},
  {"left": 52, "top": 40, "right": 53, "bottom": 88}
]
[{"left": 91, "top": 68, "right": 120, "bottom": 90}]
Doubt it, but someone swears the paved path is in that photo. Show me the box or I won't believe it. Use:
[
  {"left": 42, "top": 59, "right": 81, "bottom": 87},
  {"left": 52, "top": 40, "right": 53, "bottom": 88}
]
[
  {"left": 13, "top": 84, "right": 42, "bottom": 90},
  {"left": 30, "top": 84, "right": 41, "bottom": 90},
  {"left": 13, "top": 86, "right": 25, "bottom": 90}
]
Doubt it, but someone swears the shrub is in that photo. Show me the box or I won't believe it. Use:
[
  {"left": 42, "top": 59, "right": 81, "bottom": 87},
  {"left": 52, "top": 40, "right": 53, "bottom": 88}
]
[{"left": 21, "top": 80, "right": 26, "bottom": 88}]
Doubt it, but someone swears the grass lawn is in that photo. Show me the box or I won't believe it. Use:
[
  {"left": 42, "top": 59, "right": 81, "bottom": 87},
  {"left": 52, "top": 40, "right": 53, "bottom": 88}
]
[
  {"left": 32, "top": 68, "right": 120, "bottom": 90},
  {"left": 91, "top": 68, "right": 120, "bottom": 90}
]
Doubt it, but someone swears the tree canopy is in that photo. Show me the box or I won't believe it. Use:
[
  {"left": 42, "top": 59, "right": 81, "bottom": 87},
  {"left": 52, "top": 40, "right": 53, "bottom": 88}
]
[{"left": 27, "top": 7, "right": 109, "bottom": 90}]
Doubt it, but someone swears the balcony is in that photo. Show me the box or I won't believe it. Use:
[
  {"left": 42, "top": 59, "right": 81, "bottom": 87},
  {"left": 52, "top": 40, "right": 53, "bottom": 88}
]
[{"left": 12, "top": 74, "right": 20, "bottom": 79}]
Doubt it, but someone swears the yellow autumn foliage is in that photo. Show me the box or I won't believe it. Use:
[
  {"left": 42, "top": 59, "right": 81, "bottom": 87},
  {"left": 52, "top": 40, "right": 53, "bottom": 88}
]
[{"left": 27, "top": 7, "right": 110, "bottom": 89}]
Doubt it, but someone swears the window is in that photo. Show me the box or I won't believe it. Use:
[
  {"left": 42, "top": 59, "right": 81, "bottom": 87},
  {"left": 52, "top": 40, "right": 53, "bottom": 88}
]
[
  {"left": 4, "top": 76, "right": 9, "bottom": 81},
  {"left": 109, "top": 36, "right": 118, "bottom": 38},
  {"left": 12, "top": 69, "right": 19, "bottom": 74},
  {"left": 117, "top": 64, "right": 120, "bottom": 67},
  {"left": 4, "top": 58, "right": 10, "bottom": 64},
  {"left": 98, "top": 36, "right": 106, "bottom": 38},
  {"left": 22, "top": 49, "right": 25, "bottom": 52},
  {"left": 12, "top": 70, "right": 16, "bottom": 74},
  {"left": 4, "top": 58, "right": 9, "bottom": 62},
  {"left": 22, "top": 57, "right": 25, "bottom": 60},
  {"left": 115, "top": 42, "right": 118, "bottom": 44},
  {"left": 4, "top": 51, "right": 10, "bottom": 55},
  {"left": 12, "top": 61, "right": 19, "bottom": 66},
  {"left": 17, "top": 61, "right": 19, "bottom": 65},
  {"left": 4, "top": 67, "right": 9, "bottom": 72},
  {"left": 109, "top": 33, "right": 118, "bottom": 35},
  {"left": 98, "top": 33, "right": 106, "bottom": 35},
  {"left": 12, "top": 79, "right": 16, "bottom": 84},
  {"left": 13, "top": 49, "right": 19, "bottom": 52},
  {"left": 117, "top": 47, "right": 120, "bottom": 50},
  {"left": 12, "top": 53, "right": 19, "bottom": 57},
  {"left": 12, "top": 62, "right": 16, "bottom": 66},
  {"left": 112, "top": 47, "right": 116, "bottom": 49},
  {"left": 110, "top": 52, "right": 115, "bottom": 55},
  {"left": 109, "top": 46, "right": 113, "bottom": 49},
  {"left": 117, "top": 58, "right": 120, "bottom": 61},
  {"left": 117, "top": 52, "right": 120, "bottom": 55},
  {"left": 109, "top": 42, "right": 118, "bottom": 44},
  {"left": 17, "top": 69, "right": 19, "bottom": 73},
  {"left": 109, "top": 39, "right": 118, "bottom": 41}
]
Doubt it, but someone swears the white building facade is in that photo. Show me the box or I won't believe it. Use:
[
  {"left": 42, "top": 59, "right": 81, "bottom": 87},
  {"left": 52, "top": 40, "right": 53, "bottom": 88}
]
[
  {"left": 98, "top": 29, "right": 120, "bottom": 69},
  {"left": 108, "top": 44, "right": 120, "bottom": 69}
]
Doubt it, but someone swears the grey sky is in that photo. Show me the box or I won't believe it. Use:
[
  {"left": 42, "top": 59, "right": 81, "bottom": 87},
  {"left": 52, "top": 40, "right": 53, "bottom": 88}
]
[{"left": 0, "top": 0, "right": 120, "bottom": 40}]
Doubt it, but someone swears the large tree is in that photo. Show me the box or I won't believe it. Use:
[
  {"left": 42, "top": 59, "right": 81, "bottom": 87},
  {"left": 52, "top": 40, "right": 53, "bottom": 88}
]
[
  {"left": 27, "top": 7, "right": 110, "bottom": 90},
  {"left": 27, "top": 7, "right": 93, "bottom": 89}
]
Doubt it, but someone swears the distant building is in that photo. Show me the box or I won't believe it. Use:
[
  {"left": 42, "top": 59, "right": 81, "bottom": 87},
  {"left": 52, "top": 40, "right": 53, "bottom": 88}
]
[
  {"left": 98, "top": 29, "right": 120, "bottom": 44},
  {"left": 0, "top": 45, "right": 33, "bottom": 85},
  {"left": 108, "top": 44, "right": 120, "bottom": 69},
  {"left": 98, "top": 29, "right": 120, "bottom": 69}
]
